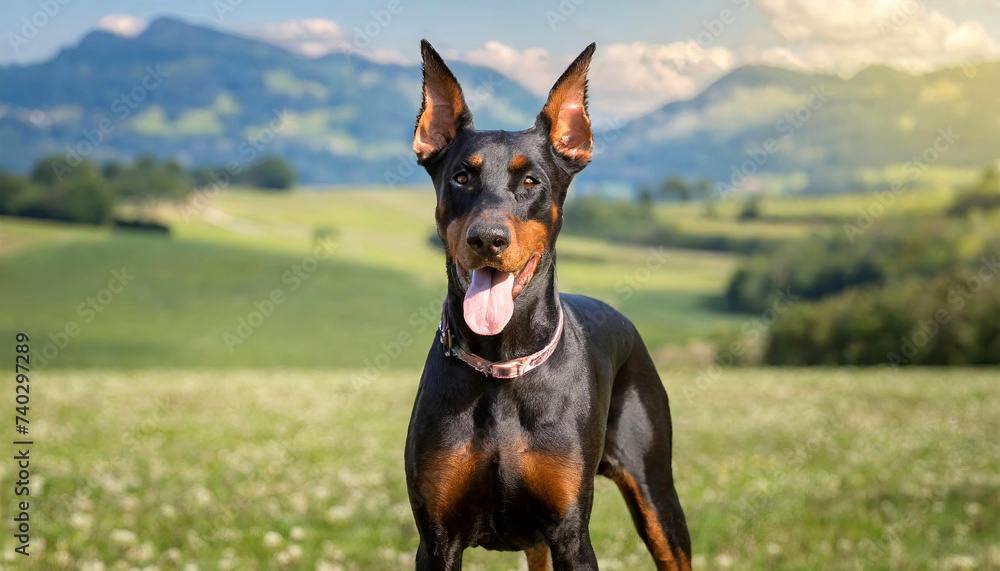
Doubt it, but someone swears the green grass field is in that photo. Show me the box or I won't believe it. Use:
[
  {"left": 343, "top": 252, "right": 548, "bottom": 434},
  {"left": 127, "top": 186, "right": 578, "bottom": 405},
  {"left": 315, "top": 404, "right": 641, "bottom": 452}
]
[
  {"left": 4, "top": 368, "right": 998, "bottom": 569},
  {"left": 2, "top": 187, "right": 999, "bottom": 569}
]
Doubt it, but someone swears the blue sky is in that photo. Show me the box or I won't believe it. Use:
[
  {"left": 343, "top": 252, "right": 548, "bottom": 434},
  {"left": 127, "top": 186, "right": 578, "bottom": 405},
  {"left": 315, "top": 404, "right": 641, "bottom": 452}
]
[
  {"left": 4, "top": 0, "right": 999, "bottom": 117},
  {"left": 1, "top": 0, "right": 768, "bottom": 62}
]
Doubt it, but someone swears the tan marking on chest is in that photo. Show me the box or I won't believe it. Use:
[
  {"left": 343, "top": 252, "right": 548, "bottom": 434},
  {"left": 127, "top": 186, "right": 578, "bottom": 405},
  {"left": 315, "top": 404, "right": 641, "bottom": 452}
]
[
  {"left": 418, "top": 442, "right": 483, "bottom": 521},
  {"left": 419, "top": 439, "right": 583, "bottom": 522},
  {"left": 513, "top": 440, "right": 583, "bottom": 517}
]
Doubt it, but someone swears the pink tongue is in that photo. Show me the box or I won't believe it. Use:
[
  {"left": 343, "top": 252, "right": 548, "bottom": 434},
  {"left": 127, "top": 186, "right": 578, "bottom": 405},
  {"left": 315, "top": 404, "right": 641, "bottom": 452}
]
[{"left": 463, "top": 267, "right": 516, "bottom": 336}]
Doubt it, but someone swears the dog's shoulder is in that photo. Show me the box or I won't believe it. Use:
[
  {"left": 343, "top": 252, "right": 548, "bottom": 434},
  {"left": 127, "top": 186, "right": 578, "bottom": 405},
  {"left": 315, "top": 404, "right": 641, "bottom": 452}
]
[{"left": 560, "top": 293, "right": 639, "bottom": 358}]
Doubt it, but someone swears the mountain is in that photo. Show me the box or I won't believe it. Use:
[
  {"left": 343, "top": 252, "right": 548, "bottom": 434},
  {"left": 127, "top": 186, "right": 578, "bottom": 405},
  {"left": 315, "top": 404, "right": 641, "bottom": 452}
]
[
  {"left": 0, "top": 18, "right": 542, "bottom": 184},
  {"left": 1, "top": 18, "right": 998, "bottom": 190},
  {"left": 586, "top": 63, "right": 1000, "bottom": 192}
]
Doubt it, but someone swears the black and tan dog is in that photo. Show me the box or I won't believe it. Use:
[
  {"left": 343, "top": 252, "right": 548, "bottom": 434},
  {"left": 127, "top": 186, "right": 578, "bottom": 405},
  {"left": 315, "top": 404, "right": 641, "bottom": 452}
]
[{"left": 404, "top": 41, "right": 691, "bottom": 570}]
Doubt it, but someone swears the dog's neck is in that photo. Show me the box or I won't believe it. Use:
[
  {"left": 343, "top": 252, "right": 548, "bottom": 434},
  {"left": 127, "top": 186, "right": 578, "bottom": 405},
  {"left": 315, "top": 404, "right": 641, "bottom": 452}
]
[{"left": 445, "top": 252, "right": 562, "bottom": 363}]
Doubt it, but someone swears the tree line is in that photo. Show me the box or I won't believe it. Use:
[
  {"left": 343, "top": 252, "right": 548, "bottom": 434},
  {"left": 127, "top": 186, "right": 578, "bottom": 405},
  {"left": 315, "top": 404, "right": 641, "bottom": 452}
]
[
  {"left": 0, "top": 154, "right": 297, "bottom": 226},
  {"left": 724, "top": 166, "right": 1000, "bottom": 365}
]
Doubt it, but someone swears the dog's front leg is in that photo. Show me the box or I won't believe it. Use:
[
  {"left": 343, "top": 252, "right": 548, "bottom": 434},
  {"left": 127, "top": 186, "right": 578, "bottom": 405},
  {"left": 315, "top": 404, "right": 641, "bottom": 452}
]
[{"left": 415, "top": 537, "right": 463, "bottom": 571}]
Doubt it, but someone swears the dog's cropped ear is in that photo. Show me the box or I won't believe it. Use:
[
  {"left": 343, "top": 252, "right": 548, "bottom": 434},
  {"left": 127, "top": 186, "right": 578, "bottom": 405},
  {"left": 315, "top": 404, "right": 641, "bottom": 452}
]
[
  {"left": 538, "top": 43, "right": 595, "bottom": 171},
  {"left": 413, "top": 40, "right": 472, "bottom": 164}
]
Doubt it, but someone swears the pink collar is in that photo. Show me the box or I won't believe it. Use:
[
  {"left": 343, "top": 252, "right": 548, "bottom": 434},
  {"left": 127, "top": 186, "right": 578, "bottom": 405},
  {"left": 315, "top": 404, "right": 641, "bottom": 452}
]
[{"left": 439, "top": 302, "right": 564, "bottom": 379}]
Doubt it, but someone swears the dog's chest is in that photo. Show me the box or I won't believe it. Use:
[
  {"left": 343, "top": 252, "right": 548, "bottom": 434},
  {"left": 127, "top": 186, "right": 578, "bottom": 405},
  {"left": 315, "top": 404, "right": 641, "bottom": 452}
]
[{"left": 414, "top": 401, "right": 585, "bottom": 543}]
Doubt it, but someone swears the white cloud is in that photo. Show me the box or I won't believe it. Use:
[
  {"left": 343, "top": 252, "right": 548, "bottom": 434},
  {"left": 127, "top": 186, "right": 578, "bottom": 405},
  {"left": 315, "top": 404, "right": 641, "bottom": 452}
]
[
  {"left": 97, "top": 14, "right": 145, "bottom": 38},
  {"left": 249, "top": 18, "right": 410, "bottom": 65},
  {"left": 460, "top": 40, "right": 738, "bottom": 120},
  {"left": 464, "top": 41, "right": 560, "bottom": 94},
  {"left": 754, "top": 0, "right": 893, "bottom": 43},
  {"left": 591, "top": 42, "right": 736, "bottom": 118},
  {"left": 751, "top": 0, "right": 1000, "bottom": 74},
  {"left": 361, "top": 48, "right": 412, "bottom": 66},
  {"left": 253, "top": 18, "right": 345, "bottom": 56}
]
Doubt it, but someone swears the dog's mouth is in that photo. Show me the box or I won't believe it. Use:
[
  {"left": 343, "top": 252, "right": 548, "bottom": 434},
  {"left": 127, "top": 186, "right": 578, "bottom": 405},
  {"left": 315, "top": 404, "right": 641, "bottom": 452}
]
[{"left": 456, "top": 253, "right": 540, "bottom": 336}]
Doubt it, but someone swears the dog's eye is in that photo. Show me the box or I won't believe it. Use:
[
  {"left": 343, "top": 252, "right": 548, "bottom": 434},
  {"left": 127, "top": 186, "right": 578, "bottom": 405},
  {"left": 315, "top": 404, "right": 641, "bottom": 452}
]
[
  {"left": 454, "top": 172, "right": 469, "bottom": 185},
  {"left": 523, "top": 176, "right": 538, "bottom": 189}
]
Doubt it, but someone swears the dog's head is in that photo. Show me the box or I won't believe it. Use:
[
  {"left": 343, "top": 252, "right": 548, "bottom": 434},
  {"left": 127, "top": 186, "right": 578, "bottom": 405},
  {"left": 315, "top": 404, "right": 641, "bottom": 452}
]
[{"left": 414, "top": 40, "right": 595, "bottom": 336}]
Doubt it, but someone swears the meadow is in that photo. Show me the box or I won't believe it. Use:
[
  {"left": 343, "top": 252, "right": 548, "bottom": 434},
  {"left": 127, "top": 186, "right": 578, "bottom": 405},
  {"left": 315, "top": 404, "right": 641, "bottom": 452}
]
[
  {"left": 3, "top": 368, "right": 998, "bottom": 569},
  {"left": 1, "top": 187, "right": 998, "bottom": 569}
]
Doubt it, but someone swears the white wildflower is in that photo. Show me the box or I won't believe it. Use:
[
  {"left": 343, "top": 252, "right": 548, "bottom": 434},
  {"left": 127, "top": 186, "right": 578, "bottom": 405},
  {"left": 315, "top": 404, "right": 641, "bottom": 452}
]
[
  {"left": 163, "top": 548, "right": 183, "bottom": 563},
  {"left": 263, "top": 531, "right": 283, "bottom": 549},
  {"left": 190, "top": 486, "right": 212, "bottom": 506},
  {"left": 325, "top": 505, "right": 352, "bottom": 522},
  {"left": 110, "top": 529, "right": 138, "bottom": 547},
  {"left": 70, "top": 512, "right": 93, "bottom": 531},
  {"left": 53, "top": 550, "right": 74, "bottom": 567}
]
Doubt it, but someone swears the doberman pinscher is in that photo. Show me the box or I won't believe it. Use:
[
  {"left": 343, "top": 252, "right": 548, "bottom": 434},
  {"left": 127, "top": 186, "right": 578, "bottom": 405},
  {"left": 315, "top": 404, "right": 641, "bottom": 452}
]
[{"left": 404, "top": 41, "right": 692, "bottom": 570}]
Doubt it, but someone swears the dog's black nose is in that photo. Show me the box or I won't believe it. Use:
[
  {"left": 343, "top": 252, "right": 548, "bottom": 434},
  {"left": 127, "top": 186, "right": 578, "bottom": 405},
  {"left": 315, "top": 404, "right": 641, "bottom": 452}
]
[{"left": 466, "top": 221, "right": 511, "bottom": 259}]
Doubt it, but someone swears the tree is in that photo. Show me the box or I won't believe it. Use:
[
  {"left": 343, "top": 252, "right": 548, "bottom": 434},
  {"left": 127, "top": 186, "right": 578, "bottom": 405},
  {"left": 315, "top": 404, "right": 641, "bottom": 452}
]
[
  {"left": 102, "top": 156, "right": 193, "bottom": 223},
  {"left": 636, "top": 184, "right": 653, "bottom": 208},
  {"left": 101, "top": 160, "right": 124, "bottom": 181},
  {"left": 31, "top": 156, "right": 74, "bottom": 186},
  {"left": 659, "top": 176, "right": 690, "bottom": 201},
  {"left": 739, "top": 196, "right": 761, "bottom": 220},
  {"left": 0, "top": 171, "right": 30, "bottom": 215},
  {"left": 60, "top": 165, "right": 114, "bottom": 224},
  {"left": 22, "top": 157, "right": 114, "bottom": 224},
  {"left": 190, "top": 166, "right": 217, "bottom": 188},
  {"left": 948, "top": 164, "right": 1000, "bottom": 217},
  {"left": 108, "top": 155, "right": 192, "bottom": 204},
  {"left": 239, "top": 155, "right": 296, "bottom": 190}
]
